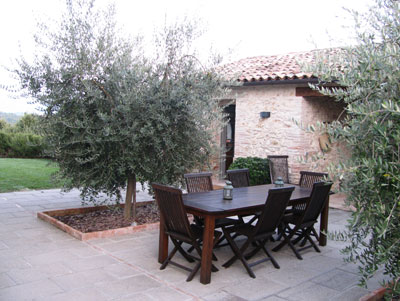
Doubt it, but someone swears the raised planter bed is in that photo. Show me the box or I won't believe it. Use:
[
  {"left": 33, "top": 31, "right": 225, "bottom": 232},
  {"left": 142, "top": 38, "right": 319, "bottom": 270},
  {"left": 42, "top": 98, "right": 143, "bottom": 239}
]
[
  {"left": 359, "top": 286, "right": 391, "bottom": 301},
  {"left": 37, "top": 201, "right": 159, "bottom": 241}
]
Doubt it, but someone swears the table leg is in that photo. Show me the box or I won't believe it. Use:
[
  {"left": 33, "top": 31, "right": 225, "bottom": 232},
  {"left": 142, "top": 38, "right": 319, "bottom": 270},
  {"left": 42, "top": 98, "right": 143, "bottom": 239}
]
[
  {"left": 319, "top": 196, "right": 329, "bottom": 246},
  {"left": 200, "top": 215, "right": 215, "bottom": 284},
  {"left": 158, "top": 214, "right": 168, "bottom": 263}
]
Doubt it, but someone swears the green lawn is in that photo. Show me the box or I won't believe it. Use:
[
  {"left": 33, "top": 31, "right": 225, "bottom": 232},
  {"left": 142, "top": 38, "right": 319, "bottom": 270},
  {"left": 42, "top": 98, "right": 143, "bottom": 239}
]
[{"left": 0, "top": 158, "right": 62, "bottom": 192}]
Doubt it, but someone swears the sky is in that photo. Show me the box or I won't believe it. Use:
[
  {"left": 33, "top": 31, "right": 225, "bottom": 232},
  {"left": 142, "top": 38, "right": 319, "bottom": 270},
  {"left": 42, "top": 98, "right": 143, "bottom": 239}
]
[{"left": 0, "top": 0, "right": 374, "bottom": 114}]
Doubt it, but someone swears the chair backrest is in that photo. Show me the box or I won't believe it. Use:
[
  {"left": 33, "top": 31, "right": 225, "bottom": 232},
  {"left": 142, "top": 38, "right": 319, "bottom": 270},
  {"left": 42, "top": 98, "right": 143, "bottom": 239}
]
[
  {"left": 302, "top": 181, "right": 333, "bottom": 224},
  {"left": 254, "top": 186, "right": 295, "bottom": 235},
  {"left": 268, "top": 155, "right": 289, "bottom": 183},
  {"left": 226, "top": 168, "right": 250, "bottom": 188},
  {"left": 299, "top": 171, "right": 328, "bottom": 188},
  {"left": 294, "top": 171, "right": 328, "bottom": 212},
  {"left": 152, "top": 183, "right": 192, "bottom": 237},
  {"left": 184, "top": 172, "right": 213, "bottom": 193}
]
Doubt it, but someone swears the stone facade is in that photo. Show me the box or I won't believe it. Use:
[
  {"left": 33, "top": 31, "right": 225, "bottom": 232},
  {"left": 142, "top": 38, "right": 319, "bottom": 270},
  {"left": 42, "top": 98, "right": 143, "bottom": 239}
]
[{"left": 224, "top": 83, "right": 345, "bottom": 183}]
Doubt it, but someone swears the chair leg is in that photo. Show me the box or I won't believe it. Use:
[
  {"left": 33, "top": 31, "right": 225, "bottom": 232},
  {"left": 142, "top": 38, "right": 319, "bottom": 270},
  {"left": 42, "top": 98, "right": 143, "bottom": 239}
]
[
  {"left": 186, "top": 262, "right": 201, "bottom": 282},
  {"left": 171, "top": 239, "right": 195, "bottom": 263},
  {"left": 214, "top": 234, "right": 228, "bottom": 248},
  {"left": 192, "top": 242, "right": 219, "bottom": 273},
  {"left": 188, "top": 242, "right": 218, "bottom": 261},
  {"left": 286, "top": 235, "right": 303, "bottom": 260},
  {"left": 189, "top": 232, "right": 220, "bottom": 261},
  {"left": 305, "top": 232, "right": 321, "bottom": 253},
  {"left": 237, "top": 245, "right": 256, "bottom": 278},
  {"left": 261, "top": 244, "right": 280, "bottom": 269},
  {"left": 299, "top": 227, "right": 316, "bottom": 247},
  {"left": 292, "top": 230, "right": 306, "bottom": 245},
  {"left": 222, "top": 230, "right": 241, "bottom": 268},
  {"left": 272, "top": 222, "right": 285, "bottom": 241},
  {"left": 222, "top": 231, "right": 256, "bottom": 278},
  {"left": 244, "top": 241, "right": 263, "bottom": 260},
  {"left": 273, "top": 226, "right": 303, "bottom": 260},
  {"left": 311, "top": 227, "right": 320, "bottom": 240},
  {"left": 246, "top": 215, "right": 258, "bottom": 225},
  {"left": 160, "top": 245, "right": 178, "bottom": 270},
  {"left": 272, "top": 224, "right": 294, "bottom": 252},
  {"left": 214, "top": 230, "right": 241, "bottom": 249}
]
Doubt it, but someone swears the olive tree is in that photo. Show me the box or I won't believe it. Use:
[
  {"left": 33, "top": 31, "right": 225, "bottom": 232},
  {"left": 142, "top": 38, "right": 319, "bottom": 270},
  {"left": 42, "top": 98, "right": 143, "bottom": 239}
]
[
  {"left": 14, "top": 0, "right": 231, "bottom": 219},
  {"left": 306, "top": 0, "right": 400, "bottom": 297}
]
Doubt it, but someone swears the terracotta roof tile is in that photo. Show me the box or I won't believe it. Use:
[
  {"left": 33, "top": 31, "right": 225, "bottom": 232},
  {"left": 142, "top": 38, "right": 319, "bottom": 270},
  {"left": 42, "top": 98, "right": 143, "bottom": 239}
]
[{"left": 217, "top": 48, "right": 339, "bottom": 83}]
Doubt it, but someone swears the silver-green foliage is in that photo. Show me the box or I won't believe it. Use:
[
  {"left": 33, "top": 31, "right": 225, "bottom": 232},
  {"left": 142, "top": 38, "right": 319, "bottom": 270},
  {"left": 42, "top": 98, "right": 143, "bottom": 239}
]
[
  {"left": 306, "top": 0, "right": 400, "bottom": 297},
  {"left": 14, "top": 0, "right": 231, "bottom": 209}
]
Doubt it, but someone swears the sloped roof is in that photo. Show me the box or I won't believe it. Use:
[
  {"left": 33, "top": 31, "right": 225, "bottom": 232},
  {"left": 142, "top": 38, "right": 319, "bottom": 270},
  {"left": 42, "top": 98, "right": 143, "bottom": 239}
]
[{"left": 217, "top": 48, "right": 338, "bottom": 83}]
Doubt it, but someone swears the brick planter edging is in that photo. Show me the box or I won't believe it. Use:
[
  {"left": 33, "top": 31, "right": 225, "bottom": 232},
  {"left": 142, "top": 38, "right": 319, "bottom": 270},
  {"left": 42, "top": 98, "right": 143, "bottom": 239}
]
[
  {"left": 359, "top": 286, "right": 388, "bottom": 301},
  {"left": 37, "top": 201, "right": 159, "bottom": 241}
]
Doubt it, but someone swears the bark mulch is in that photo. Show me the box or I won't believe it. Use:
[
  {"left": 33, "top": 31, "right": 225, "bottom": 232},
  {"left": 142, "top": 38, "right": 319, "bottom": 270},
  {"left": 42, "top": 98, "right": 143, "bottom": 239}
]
[{"left": 55, "top": 203, "right": 160, "bottom": 233}]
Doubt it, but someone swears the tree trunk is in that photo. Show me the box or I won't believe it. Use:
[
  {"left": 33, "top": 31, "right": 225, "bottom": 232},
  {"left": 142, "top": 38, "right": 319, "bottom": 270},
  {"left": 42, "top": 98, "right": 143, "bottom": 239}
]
[{"left": 124, "top": 175, "right": 136, "bottom": 220}]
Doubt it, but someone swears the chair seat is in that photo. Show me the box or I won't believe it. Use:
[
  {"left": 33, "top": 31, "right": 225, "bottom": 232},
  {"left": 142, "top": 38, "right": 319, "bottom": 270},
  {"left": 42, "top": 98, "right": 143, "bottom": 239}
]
[
  {"left": 282, "top": 213, "right": 302, "bottom": 225},
  {"left": 190, "top": 224, "right": 205, "bottom": 238},
  {"left": 225, "top": 223, "right": 253, "bottom": 236},
  {"left": 283, "top": 213, "right": 316, "bottom": 229},
  {"left": 215, "top": 217, "right": 241, "bottom": 228},
  {"left": 226, "top": 223, "right": 275, "bottom": 240},
  {"left": 190, "top": 223, "right": 222, "bottom": 240},
  {"left": 194, "top": 216, "right": 240, "bottom": 228}
]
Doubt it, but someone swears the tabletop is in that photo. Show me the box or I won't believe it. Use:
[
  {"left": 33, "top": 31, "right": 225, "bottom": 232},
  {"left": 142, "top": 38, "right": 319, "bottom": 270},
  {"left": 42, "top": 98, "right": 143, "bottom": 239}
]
[{"left": 183, "top": 184, "right": 312, "bottom": 214}]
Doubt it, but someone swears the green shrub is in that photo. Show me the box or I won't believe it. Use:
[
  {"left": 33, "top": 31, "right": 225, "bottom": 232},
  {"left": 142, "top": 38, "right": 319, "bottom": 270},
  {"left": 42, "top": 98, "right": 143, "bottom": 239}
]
[
  {"left": 0, "top": 131, "right": 11, "bottom": 156},
  {"left": 228, "top": 157, "right": 270, "bottom": 185},
  {"left": 8, "top": 133, "right": 43, "bottom": 158}
]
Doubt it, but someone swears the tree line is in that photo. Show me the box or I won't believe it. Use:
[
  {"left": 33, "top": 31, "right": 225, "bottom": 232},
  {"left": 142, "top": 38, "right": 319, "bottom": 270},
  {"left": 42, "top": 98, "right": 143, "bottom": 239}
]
[{"left": 0, "top": 113, "right": 44, "bottom": 158}]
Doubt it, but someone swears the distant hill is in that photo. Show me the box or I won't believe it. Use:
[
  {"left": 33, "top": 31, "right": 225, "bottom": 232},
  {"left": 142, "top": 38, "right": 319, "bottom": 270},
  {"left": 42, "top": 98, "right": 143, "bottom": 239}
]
[{"left": 0, "top": 112, "right": 24, "bottom": 124}]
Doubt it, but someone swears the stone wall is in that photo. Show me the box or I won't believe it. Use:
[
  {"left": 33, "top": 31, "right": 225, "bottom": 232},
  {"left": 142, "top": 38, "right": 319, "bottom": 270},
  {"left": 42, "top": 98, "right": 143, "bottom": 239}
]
[{"left": 227, "top": 84, "right": 345, "bottom": 183}]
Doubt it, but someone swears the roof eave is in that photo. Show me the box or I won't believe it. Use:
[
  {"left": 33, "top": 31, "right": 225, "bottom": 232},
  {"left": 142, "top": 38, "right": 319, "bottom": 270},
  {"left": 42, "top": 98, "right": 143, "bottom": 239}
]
[{"left": 241, "top": 78, "right": 319, "bottom": 86}]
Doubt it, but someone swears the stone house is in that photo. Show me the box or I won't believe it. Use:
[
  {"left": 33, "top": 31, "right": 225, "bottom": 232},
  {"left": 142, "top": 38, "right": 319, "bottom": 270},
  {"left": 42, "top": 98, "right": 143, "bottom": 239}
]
[{"left": 216, "top": 49, "right": 345, "bottom": 183}]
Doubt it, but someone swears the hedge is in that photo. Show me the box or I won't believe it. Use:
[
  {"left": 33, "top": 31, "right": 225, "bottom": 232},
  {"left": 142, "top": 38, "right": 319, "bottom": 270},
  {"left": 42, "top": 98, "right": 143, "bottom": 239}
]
[
  {"left": 228, "top": 157, "right": 271, "bottom": 186},
  {"left": 0, "top": 130, "right": 44, "bottom": 158}
]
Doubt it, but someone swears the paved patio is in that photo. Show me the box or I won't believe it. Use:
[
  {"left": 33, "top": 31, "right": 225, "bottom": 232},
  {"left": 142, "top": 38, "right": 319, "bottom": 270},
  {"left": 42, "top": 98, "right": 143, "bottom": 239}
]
[{"left": 0, "top": 187, "right": 386, "bottom": 300}]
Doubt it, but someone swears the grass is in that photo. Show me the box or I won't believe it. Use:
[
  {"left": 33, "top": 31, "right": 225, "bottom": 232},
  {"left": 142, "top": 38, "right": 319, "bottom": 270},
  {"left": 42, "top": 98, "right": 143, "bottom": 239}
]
[{"left": 0, "top": 158, "right": 63, "bottom": 192}]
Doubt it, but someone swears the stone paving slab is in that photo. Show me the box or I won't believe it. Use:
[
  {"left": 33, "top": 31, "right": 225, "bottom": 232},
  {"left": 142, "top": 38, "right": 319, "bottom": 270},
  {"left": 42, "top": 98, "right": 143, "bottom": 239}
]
[{"left": 0, "top": 188, "right": 387, "bottom": 300}]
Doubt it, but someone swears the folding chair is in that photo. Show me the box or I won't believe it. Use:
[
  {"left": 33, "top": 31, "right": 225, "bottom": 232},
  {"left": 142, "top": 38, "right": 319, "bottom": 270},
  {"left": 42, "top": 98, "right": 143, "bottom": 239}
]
[
  {"left": 184, "top": 172, "right": 214, "bottom": 193},
  {"left": 152, "top": 183, "right": 222, "bottom": 281},
  {"left": 222, "top": 186, "right": 295, "bottom": 278},
  {"left": 226, "top": 168, "right": 250, "bottom": 188},
  {"left": 227, "top": 168, "right": 258, "bottom": 225},
  {"left": 183, "top": 172, "right": 240, "bottom": 251},
  {"left": 272, "top": 181, "right": 333, "bottom": 260},
  {"left": 291, "top": 171, "right": 328, "bottom": 213}
]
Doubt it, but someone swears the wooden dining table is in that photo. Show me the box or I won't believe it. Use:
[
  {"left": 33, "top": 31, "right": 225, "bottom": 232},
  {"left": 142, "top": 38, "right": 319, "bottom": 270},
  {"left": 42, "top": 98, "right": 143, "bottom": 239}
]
[{"left": 158, "top": 183, "right": 330, "bottom": 284}]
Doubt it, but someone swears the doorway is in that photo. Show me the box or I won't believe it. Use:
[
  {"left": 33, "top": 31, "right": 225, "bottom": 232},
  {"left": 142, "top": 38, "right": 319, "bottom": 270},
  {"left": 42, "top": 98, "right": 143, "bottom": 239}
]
[{"left": 222, "top": 104, "right": 235, "bottom": 177}]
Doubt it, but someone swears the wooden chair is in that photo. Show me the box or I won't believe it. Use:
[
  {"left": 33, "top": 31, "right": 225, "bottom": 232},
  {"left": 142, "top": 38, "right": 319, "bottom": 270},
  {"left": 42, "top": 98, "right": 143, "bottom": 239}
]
[
  {"left": 227, "top": 168, "right": 258, "bottom": 225},
  {"left": 152, "top": 183, "right": 221, "bottom": 281},
  {"left": 183, "top": 172, "right": 240, "bottom": 249},
  {"left": 222, "top": 186, "right": 295, "bottom": 278},
  {"left": 272, "top": 181, "right": 333, "bottom": 260},
  {"left": 184, "top": 172, "right": 214, "bottom": 193},
  {"left": 294, "top": 171, "right": 328, "bottom": 213},
  {"left": 226, "top": 168, "right": 250, "bottom": 188},
  {"left": 275, "top": 171, "right": 329, "bottom": 241},
  {"left": 268, "top": 155, "right": 289, "bottom": 183},
  {"left": 299, "top": 171, "right": 328, "bottom": 188}
]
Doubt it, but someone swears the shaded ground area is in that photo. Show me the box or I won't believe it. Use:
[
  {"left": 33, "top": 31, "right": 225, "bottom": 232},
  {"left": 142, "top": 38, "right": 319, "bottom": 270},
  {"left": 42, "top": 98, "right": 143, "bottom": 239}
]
[{"left": 0, "top": 187, "right": 388, "bottom": 300}]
